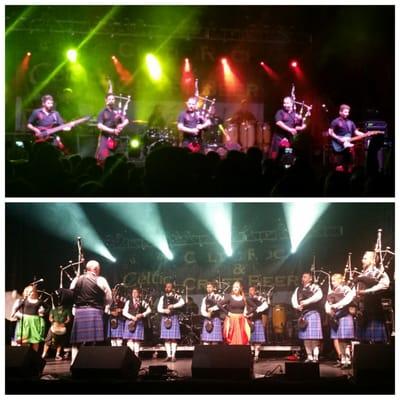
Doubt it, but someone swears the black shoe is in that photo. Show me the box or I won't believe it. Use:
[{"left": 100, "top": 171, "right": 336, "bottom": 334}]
[
  {"left": 333, "top": 360, "right": 342, "bottom": 368},
  {"left": 164, "top": 356, "right": 171, "bottom": 362},
  {"left": 341, "top": 364, "right": 351, "bottom": 370},
  {"left": 171, "top": 357, "right": 176, "bottom": 362},
  {"left": 304, "top": 359, "right": 313, "bottom": 363},
  {"left": 254, "top": 356, "right": 259, "bottom": 363}
]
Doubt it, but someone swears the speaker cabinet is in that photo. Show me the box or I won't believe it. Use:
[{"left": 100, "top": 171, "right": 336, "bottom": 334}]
[
  {"left": 353, "top": 344, "right": 394, "bottom": 382},
  {"left": 6, "top": 346, "right": 46, "bottom": 378},
  {"left": 285, "top": 362, "right": 320, "bottom": 380},
  {"left": 71, "top": 346, "right": 141, "bottom": 380},
  {"left": 192, "top": 345, "right": 253, "bottom": 380}
]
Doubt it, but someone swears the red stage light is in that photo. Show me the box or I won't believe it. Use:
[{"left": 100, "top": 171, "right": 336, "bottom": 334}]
[
  {"left": 260, "top": 61, "right": 264, "bottom": 65},
  {"left": 221, "top": 58, "right": 228, "bottom": 65},
  {"left": 291, "top": 60, "right": 298, "bottom": 68}
]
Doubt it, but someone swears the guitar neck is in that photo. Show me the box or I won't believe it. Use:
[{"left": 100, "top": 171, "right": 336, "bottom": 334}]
[
  {"left": 349, "top": 131, "right": 384, "bottom": 143},
  {"left": 40, "top": 116, "right": 91, "bottom": 135}
]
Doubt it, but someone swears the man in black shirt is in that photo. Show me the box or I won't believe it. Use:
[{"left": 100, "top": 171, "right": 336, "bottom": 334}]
[
  {"left": 177, "top": 97, "right": 211, "bottom": 153},
  {"left": 27, "top": 94, "right": 67, "bottom": 151},
  {"left": 96, "top": 93, "right": 129, "bottom": 165},
  {"left": 328, "top": 104, "right": 365, "bottom": 172},
  {"left": 271, "top": 96, "right": 306, "bottom": 160}
]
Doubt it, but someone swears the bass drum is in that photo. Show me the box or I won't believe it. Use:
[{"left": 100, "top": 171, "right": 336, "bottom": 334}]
[
  {"left": 147, "top": 139, "right": 173, "bottom": 154},
  {"left": 272, "top": 304, "right": 287, "bottom": 334},
  {"left": 239, "top": 122, "right": 256, "bottom": 150}
]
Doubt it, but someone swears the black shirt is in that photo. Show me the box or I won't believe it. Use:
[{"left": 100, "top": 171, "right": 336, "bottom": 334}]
[
  {"left": 73, "top": 274, "right": 105, "bottom": 309},
  {"left": 330, "top": 117, "right": 356, "bottom": 138},
  {"left": 274, "top": 109, "right": 300, "bottom": 138},
  {"left": 177, "top": 110, "right": 206, "bottom": 134},
  {"left": 28, "top": 108, "right": 64, "bottom": 128},
  {"left": 219, "top": 294, "right": 246, "bottom": 314},
  {"left": 97, "top": 107, "right": 124, "bottom": 132}
]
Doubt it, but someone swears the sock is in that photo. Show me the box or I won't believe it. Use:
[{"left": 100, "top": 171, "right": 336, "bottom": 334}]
[
  {"left": 111, "top": 339, "right": 117, "bottom": 347},
  {"left": 313, "top": 346, "right": 319, "bottom": 361},
  {"left": 71, "top": 346, "right": 79, "bottom": 364},
  {"left": 304, "top": 340, "right": 313, "bottom": 359},
  {"left": 345, "top": 345, "right": 352, "bottom": 364},
  {"left": 171, "top": 342, "right": 177, "bottom": 357},
  {"left": 133, "top": 342, "right": 140, "bottom": 356},
  {"left": 127, "top": 341, "right": 134, "bottom": 352},
  {"left": 165, "top": 342, "right": 172, "bottom": 357},
  {"left": 254, "top": 346, "right": 260, "bottom": 358},
  {"left": 116, "top": 339, "right": 123, "bottom": 347}
]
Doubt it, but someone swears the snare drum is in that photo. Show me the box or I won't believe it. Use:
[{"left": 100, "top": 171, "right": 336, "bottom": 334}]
[
  {"left": 239, "top": 121, "right": 256, "bottom": 150},
  {"left": 272, "top": 304, "right": 287, "bottom": 334}
]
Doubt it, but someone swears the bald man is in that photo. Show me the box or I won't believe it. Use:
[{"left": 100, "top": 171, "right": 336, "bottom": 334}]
[{"left": 69, "top": 260, "right": 112, "bottom": 363}]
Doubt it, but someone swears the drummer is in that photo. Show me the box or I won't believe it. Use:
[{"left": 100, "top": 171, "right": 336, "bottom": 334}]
[
  {"left": 147, "top": 104, "right": 166, "bottom": 128},
  {"left": 229, "top": 99, "right": 257, "bottom": 126}
]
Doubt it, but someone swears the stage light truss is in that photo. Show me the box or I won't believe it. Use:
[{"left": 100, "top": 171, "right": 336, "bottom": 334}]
[{"left": 6, "top": 16, "right": 311, "bottom": 45}]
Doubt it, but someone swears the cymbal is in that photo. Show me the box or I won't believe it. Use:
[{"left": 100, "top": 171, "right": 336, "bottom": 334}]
[{"left": 131, "top": 119, "right": 147, "bottom": 124}]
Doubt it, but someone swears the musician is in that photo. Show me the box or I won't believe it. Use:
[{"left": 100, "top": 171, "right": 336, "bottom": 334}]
[
  {"left": 27, "top": 94, "right": 67, "bottom": 151},
  {"left": 69, "top": 260, "right": 112, "bottom": 364},
  {"left": 107, "top": 289, "right": 126, "bottom": 347},
  {"left": 96, "top": 93, "right": 129, "bottom": 165},
  {"left": 324, "top": 274, "right": 355, "bottom": 369},
  {"left": 157, "top": 282, "right": 185, "bottom": 362},
  {"left": 147, "top": 104, "right": 167, "bottom": 128},
  {"left": 41, "top": 303, "right": 71, "bottom": 360},
  {"left": 185, "top": 296, "right": 199, "bottom": 315},
  {"left": 122, "top": 288, "right": 151, "bottom": 358},
  {"left": 11, "top": 285, "right": 46, "bottom": 352},
  {"left": 247, "top": 286, "right": 269, "bottom": 362},
  {"left": 200, "top": 282, "right": 223, "bottom": 345},
  {"left": 219, "top": 281, "right": 251, "bottom": 345},
  {"left": 356, "top": 251, "right": 390, "bottom": 343},
  {"left": 177, "top": 97, "right": 211, "bottom": 152},
  {"left": 271, "top": 96, "right": 306, "bottom": 160},
  {"left": 291, "top": 272, "right": 323, "bottom": 362},
  {"left": 328, "top": 104, "right": 366, "bottom": 173},
  {"left": 229, "top": 99, "right": 257, "bottom": 125}
]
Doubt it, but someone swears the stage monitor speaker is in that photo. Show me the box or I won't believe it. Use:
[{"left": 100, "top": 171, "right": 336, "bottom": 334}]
[
  {"left": 6, "top": 346, "right": 46, "bottom": 378},
  {"left": 71, "top": 346, "right": 141, "bottom": 380},
  {"left": 285, "top": 362, "right": 320, "bottom": 380},
  {"left": 192, "top": 345, "right": 253, "bottom": 380},
  {"left": 353, "top": 344, "right": 394, "bottom": 382}
]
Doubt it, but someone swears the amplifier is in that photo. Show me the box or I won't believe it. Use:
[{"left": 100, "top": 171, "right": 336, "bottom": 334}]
[{"left": 363, "top": 120, "right": 387, "bottom": 132}]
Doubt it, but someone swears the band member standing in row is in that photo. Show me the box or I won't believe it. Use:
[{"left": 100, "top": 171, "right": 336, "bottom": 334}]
[
  {"left": 157, "top": 282, "right": 185, "bottom": 362},
  {"left": 219, "top": 281, "right": 251, "bottom": 345},
  {"left": 247, "top": 286, "right": 269, "bottom": 362},
  {"left": 328, "top": 104, "right": 366, "bottom": 173},
  {"left": 200, "top": 282, "right": 223, "bottom": 345},
  {"left": 356, "top": 251, "right": 390, "bottom": 343},
  {"left": 11, "top": 285, "right": 46, "bottom": 352},
  {"left": 177, "top": 97, "right": 211, "bottom": 153},
  {"left": 325, "top": 273, "right": 355, "bottom": 369},
  {"left": 108, "top": 288, "right": 126, "bottom": 347},
  {"left": 271, "top": 96, "right": 306, "bottom": 160},
  {"left": 96, "top": 93, "right": 129, "bottom": 166},
  {"left": 123, "top": 288, "right": 152, "bottom": 358},
  {"left": 27, "top": 94, "right": 67, "bottom": 151},
  {"left": 291, "top": 272, "right": 323, "bottom": 363},
  {"left": 69, "top": 260, "right": 112, "bottom": 364}
]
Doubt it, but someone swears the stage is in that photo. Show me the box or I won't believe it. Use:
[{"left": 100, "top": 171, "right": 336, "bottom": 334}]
[{"left": 6, "top": 346, "right": 394, "bottom": 395}]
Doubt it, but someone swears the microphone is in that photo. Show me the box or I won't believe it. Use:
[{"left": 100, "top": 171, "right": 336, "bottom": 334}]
[{"left": 30, "top": 278, "right": 44, "bottom": 286}]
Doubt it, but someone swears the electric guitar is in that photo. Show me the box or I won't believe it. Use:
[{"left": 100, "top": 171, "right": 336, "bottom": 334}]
[
  {"left": 331, "top": 130, "right": 384, "bottom": 152},
  {"left": 34, "top": 116, "right": 91, "bottom": 143}
]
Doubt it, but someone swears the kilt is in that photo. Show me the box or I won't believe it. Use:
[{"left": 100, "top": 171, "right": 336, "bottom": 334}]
[
  {"left": 15, "top": 315, "right": 45, "bottom": 344},
  {"left": 330, "top": 314, "right": 354, "bottom": 339},
  {"left": 201, "top": 317, "right": 223, "bottom": 342},
  {"left": 160, "top": 315, "right": 181, "bottom": 340},
  {"left": 70, "top": 307, "right": 105, "bottom": 344},
  {"left": 250, "top": 319, "right": 266, "bottom": 344},
  {"left": 123, "top": 319, "right": 145, "bottom": 341},
  {"left": 360, "top": 320, "right": 388, "bottom": 343},
  {"left": 298, "top": 310, "right": 323, "bottom": 340},
  {"left": 108, "top": 317, "right": 125, "bottom": 339}
]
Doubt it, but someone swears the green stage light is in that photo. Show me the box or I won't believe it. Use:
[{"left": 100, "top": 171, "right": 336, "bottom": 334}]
[
  {"left": 283, "top": 202, "right": 329, "bottom": 253},
  {"left": 130, "top": 138, "right": 141, "bottom": 149},
  {"left": 103, "top": 204, "right": 174, "bottom": 261},
  {"left": 145, "top": 54, "right": 162, "bottom": 81},
  {"left": 67, "top": 49, "right": 78, "bottom": 63},
  {"left": 187, "top": 203, "right": 233, "bottom": 257}
]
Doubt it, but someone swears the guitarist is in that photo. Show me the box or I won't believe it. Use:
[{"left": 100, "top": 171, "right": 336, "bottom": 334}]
[
  {"left": 27, "top": 94, "right": 67, "bottom": 151},
  {"left": 177, "top": 97, "right": 211, "bottom": 153},
  {"left": 96, "top": 93, "right": 129, "bottom": 165},
  {"left": 328, "top": 104, "right": 366, "bottom": 173}
]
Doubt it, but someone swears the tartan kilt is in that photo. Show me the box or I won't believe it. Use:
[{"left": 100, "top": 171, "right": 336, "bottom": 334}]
[
  {"left": 160, "top": 314, "right": 181, "bottom": 340},
  {"left": 70, "top": 307, "right": 105, "bottom": 344},
  {"left": 123, "top": 319, "right": 145, "bottom": 341},
  {"left": 330, "top": 314, "right": 355, "bottom": 339},
  {"left": 361, "top": 320, "right": 388, "bottom": 343},
  {"left": 298, "top": 310, "right": 323, "bottom": 340},
  {"left": 250, "top": 319, "right": 266, "bottom": 343},
  {"left": 201, "top": 317, "right": 223, "bottom": 342},
  {"left": 107, "top": 317, "right": 126, "bottom": 339}
]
